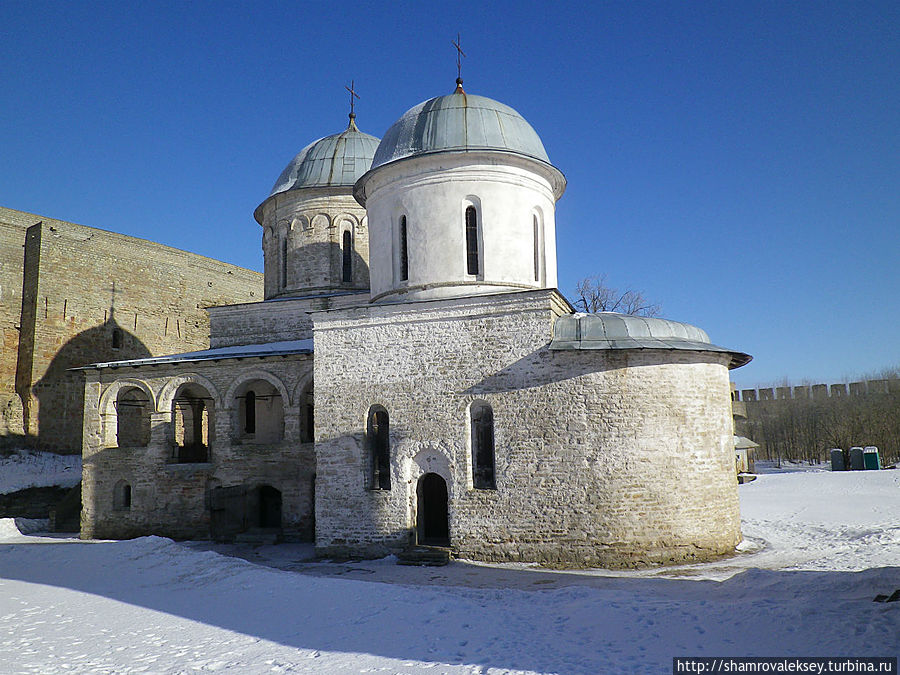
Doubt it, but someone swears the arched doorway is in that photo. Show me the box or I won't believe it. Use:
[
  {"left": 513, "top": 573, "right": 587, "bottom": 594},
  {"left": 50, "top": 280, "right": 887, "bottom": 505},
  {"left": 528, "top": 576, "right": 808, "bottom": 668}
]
[
  {"left": 257, "top": 485, "right": 282, "bottom": 529},
  {"left": 417, "top": 473, "right": 449, "bottom": 546}
]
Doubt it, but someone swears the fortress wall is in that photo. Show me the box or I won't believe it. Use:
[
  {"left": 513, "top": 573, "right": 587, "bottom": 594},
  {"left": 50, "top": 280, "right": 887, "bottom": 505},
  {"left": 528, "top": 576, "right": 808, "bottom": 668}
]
[
  {"left": 734, "top": 379, "right": 898, "bottom": 402},
  {"left": 0, "top": 219, "right": 27, "bottom": 435},
  {"left": 0, "top": 207, "right": 263, "bottom": 452}
]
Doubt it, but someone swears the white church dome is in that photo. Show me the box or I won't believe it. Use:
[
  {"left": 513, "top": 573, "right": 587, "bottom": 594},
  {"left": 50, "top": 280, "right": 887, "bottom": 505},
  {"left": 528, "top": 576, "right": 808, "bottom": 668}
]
[
  {"left": 355, "top": 85, "right": 567, "bottom": 303},
  {"left": 255, "top": 116, "right": 379, "bottom": 223},
  {"left": 370, "top": 91, "right": 552, "bottom": 169}
]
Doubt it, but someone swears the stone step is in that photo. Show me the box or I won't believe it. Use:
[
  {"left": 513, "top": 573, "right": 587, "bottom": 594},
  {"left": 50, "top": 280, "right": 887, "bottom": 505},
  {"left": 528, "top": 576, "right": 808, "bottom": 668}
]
[{"left": 396, "top": 545, "right": 451, "bottom": 566}]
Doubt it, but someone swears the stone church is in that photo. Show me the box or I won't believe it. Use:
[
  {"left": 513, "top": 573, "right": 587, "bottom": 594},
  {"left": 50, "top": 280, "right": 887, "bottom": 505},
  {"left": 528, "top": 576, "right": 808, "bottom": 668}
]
[{"left": 80, "top": 81, "right": 750, "bottom": 568}]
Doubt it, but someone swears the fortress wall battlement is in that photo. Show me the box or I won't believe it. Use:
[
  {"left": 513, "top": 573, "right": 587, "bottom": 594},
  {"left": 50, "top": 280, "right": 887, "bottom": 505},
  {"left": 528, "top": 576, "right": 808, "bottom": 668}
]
[{"left": 734, "top": 379, "right": 899, "bottom": 403}]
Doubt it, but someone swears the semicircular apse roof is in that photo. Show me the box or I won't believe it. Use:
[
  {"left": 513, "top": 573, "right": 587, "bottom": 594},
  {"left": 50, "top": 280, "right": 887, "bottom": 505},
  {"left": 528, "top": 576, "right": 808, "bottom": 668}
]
[
  {"left": 370, "top": 92, "right": 552, "bottom": 170},
  {"left": 550, "top": 312, "right": 752, "bottom": 369}
]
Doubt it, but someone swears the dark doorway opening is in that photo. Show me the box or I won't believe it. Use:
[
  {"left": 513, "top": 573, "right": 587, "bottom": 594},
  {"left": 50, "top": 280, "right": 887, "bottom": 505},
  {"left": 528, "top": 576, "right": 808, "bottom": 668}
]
[
  {"left": 258, "top": 485, "right": 282, "bottom": 528},
  {"left": 417, "top": 473, "right": 449, "bottom": 546}
]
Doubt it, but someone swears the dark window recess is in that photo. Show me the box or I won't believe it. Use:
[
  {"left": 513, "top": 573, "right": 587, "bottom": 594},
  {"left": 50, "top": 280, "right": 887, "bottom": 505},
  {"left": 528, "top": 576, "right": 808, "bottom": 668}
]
[
  {"left": 465, "top": 206, "right": 479, "bottom": 275},
  {"left": 368, "top": 407, "right": 391, "bottom": 490},
  {"left": 114, "top": 481, "right": 132, "bottom": 510},
  {"left": 399, "top": 215, "right": 409, "bottom": 281},
  {"left": 533, "top": 214, "right": 540, "bottom": 282},
  {"left": 302, "top": 399, "right": 314, "bottom": 443},
  {"left": 281, "top": 238, "right": 288, "bottom": 288},
  {"left": 244, "top": 390, "right": 256, "bottom": 434},
  {"left": 342, "top": 230, "right": 352, "bottom": 282},
  {"left": 112, "top": 327, "right": 123, "bottom": 349},
  {"left": 472, "top": 403, "right": 496, "bottom": 489}
]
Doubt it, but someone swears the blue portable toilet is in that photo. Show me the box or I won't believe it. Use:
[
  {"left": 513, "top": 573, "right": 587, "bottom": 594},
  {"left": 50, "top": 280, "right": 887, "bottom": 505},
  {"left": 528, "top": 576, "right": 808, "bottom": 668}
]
[
  {"left": 830, "top": 449, "right": 846, "bottom": 471},
  {"left": 849, "top": 446, "right": 865, "bottom": 470}
]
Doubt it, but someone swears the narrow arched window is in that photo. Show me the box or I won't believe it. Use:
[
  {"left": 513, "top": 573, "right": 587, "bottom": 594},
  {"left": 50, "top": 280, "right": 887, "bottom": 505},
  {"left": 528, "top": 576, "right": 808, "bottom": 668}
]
[
  {"left": 244, "top": 390, "right": 256, "bottom": 434},
  {"left": 342, "top": 230, "right": 352, "bottom": 282},
  {"left": 465, "top": 206, "right": 479, "bottom": 276},
  {"left": 399, "top": 215, "right": 409, "bottom": 282},
  {"left": 114, "top": 481, "right": 132, "bottom": 510},
  {"left": 112, "top": 327, "right": 123, "bottom": 349},
  {"left": 367, "top": 406, "right": 390, "bottom": 490},
  {"left": 471, "top": 402, "right": 495, "bottom": 489},
  {"left": 300, "top": 385, "right": 314, "bottom": 443},
  {"left": 281, "top": 238, "right": 288, "bottom": 289},
  {"left": 533, "top": 214, "right": 540, "bottom": 282}
]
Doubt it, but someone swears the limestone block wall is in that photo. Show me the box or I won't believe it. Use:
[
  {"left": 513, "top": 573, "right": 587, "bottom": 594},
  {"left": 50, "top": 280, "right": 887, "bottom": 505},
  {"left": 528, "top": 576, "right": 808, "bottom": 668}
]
[
  {"left": 256, "top": 189, "right": 369, "bottom": 299},
  {"left": 0, "top": 207, "right": 263, "bottom": 452},
  {"left": 312, "top": 289, "right": 740, "bottom": 567},
  {"left": 81, "top": 354, "right": 314, "bottom": 541},
  {"left": 208, "top": 292, "right": 368, "bottom": 348}
]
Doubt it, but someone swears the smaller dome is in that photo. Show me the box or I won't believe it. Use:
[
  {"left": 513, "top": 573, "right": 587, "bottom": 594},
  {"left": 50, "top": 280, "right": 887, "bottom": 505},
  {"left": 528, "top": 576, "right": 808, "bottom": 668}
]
[
  {"left": 550, "top": 312, "right": 751, "bottom": 369},
  {"left": 370, "top": 92, "right": 552, "bottom": 170},
  {"left": 268, "top": 118, "right": 380, "bottom": 197}
]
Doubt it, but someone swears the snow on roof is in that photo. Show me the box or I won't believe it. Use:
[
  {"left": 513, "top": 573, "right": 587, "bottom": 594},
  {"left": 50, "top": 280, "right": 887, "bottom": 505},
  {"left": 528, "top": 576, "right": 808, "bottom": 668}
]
[{"left": 76, "top": 339, "right": 313, "bottom": 370}]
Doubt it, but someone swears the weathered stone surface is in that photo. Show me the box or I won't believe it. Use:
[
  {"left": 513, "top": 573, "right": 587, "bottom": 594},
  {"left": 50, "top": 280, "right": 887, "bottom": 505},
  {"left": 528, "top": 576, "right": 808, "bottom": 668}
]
[
  {"left": 80, "top": 354, "right": 314, "bottom": 542},
  {"left": 0, "top": 206, "right": 263, "bottom": 453},
  {"left": 256, "top": 190, "right": 369, "bottom": 300},
  {"left": 312, "top": 289, "right": 741, "bottom": 568}
]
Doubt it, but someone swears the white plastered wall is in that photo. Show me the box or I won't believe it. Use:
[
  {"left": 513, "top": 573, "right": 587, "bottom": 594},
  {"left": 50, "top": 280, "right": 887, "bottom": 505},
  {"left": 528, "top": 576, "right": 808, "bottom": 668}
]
[{"left": 363, "top": 153, "right": 559, "bottom": 302}]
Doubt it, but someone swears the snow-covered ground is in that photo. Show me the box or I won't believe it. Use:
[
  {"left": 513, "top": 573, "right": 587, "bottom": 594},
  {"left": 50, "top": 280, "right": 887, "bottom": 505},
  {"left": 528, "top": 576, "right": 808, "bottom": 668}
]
[
  {"left": 0, "top": 449, "right": 81, "bottom": 495},
  {"left": 0, "top": 467, "right": 897, "bottom": 674}
]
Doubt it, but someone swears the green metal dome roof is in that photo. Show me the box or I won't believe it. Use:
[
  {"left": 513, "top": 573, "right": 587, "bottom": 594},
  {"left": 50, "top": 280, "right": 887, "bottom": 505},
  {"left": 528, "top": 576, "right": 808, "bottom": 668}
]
[
  {"left": 370, "top": 91, "right": 552, "bottom": 169},
  {"left": 267, "top": 117, "right": 380, "bottom": 197},
  {"left": 550, "top": 313, "right": 751, "bottom": 369}
]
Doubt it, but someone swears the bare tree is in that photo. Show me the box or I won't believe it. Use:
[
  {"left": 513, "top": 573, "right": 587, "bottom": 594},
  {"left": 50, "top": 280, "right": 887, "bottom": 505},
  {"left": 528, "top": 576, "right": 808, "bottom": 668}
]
[{"left": 573, "top": 274, "right": 661, "bottom": 316}]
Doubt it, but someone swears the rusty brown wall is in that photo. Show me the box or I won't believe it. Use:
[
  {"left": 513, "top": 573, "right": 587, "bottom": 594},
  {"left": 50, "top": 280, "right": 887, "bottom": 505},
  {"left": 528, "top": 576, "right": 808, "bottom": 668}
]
[{"left": 0, "top": 207, "right": 263, "bottom": 453}]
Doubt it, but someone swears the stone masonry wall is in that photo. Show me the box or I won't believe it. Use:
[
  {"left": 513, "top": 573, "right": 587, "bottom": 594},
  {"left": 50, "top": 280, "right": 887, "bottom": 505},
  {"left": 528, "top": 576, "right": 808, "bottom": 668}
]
[
  {"left": 0, "top": 219, "right": 26, "bottom": 436},
  {"left": 0, "top": 207, "right": 263, "bottom": 452},
  {"left": 257, "top": 189, "right": 369, "bottom": 300},
  {"left": 312, "top": 289, "right": 740, "bottom": 568},
  {"left": 81, "top": 354, "right": 314, "bottom": 540},
  {"left": 208, "top": 292, "right": 368, "bottom": 348}
]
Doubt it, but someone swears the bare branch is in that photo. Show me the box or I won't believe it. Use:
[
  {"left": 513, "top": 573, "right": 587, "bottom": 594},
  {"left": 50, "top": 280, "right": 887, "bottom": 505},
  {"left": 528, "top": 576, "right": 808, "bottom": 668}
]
[{"left": 572, "top": 275, "right": 661, "bottom": 317}]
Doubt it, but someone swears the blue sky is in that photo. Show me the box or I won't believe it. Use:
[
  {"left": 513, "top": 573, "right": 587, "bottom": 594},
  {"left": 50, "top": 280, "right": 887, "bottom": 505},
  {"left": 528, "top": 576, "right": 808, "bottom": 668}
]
[{"left": 2, "top": 1, "right": 897, "bottom": 387}]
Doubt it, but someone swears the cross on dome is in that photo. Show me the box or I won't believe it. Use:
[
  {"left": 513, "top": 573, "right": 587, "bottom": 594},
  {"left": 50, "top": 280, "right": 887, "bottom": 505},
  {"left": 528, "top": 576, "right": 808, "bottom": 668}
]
[
  {"left": 452, "top": 33, "right": 466, "bottom": 92},
  {"left": 345, "top": 80, "right": 360, "bottom": 128}
]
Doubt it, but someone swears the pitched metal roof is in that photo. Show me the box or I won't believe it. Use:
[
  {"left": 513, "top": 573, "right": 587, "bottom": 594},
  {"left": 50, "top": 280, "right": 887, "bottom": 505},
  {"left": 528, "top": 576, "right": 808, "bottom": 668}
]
[{"left": 75, "top": 339, "right": 313, "bottom": 370}]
